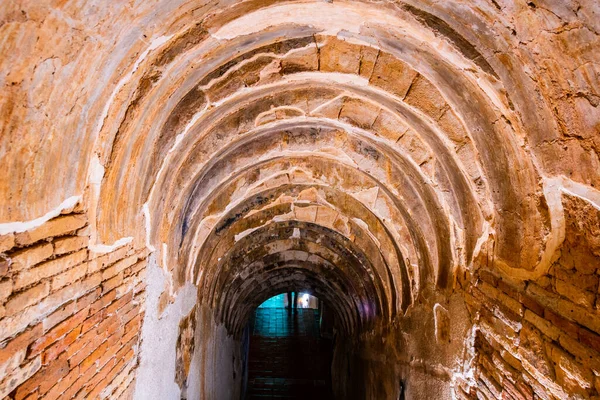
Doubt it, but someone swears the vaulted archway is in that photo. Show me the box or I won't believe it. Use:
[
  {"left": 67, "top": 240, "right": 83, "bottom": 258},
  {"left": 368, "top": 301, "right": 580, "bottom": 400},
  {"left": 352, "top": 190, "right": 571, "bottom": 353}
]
[{"left": 1, "top": 1, "right": 599, "bottom": 399}]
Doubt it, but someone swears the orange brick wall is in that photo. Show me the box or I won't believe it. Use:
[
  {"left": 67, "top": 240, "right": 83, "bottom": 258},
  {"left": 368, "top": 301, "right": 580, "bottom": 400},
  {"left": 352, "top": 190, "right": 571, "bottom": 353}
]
[{"left": 0, "top": 211, "right": 148, "bottom": 399}]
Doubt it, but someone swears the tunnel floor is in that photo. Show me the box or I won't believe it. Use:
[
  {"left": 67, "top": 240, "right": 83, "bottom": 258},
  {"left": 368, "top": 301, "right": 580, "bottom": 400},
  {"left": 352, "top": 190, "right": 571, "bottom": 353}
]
[{"left": 246, "top": 306, "right": 334, "bottom": 399}]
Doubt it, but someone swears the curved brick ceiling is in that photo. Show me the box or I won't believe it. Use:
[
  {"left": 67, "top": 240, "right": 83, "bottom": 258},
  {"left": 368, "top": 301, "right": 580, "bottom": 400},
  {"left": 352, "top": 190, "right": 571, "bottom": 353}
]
[{"left": 3, "top": 0, "right": 599, "bottom": 336}]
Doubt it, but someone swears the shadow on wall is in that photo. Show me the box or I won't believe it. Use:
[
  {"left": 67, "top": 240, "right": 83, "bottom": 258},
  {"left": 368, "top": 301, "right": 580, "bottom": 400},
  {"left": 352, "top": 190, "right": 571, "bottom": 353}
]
[{"left": 134, "top": 255, "right": 244, "bottom": 400}]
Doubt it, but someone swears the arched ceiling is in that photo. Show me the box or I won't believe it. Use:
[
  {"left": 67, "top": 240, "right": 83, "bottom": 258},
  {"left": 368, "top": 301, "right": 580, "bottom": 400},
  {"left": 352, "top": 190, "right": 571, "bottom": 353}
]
[{"left": 3, "top": 0, "right": 599, "bottom": 334}]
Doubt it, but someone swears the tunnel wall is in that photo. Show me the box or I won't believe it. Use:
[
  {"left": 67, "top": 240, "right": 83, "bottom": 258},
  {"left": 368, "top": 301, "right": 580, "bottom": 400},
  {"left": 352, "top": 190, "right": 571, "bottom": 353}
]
[
  {"left": 457, "top": 194, "right": 600, "bottom": 398},
  {"left": 134, "top": 260, "right": 243, "bottom": 400},
  {"left": 332, "top": 293, "right": 473, "bottom": 399},
  {"left": 0, "top": 207, "right": 147, "bottom": 399},
  {"left": 187, "top": 305, "right": 243, "bottom": 400},
  {"left": 1, "top": 198, "right": 599, "bottom": 399},
  {"left": 328, "top": 193, "right": 600, "bottom": 399},
  {"left": 0, "top": 203, "right": 243, "bottom": 400}
]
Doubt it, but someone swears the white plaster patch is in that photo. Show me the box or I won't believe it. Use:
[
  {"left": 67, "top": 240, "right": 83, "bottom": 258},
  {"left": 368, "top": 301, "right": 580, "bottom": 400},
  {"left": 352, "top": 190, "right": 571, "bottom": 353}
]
[
  {"left": 134, "top": 254, "right": 197, "bottom": 400},
  {"left": 286, "top": 71, "right": 369, "bottom": 87},
  {"left": 143, "top": 203, "right": 156, "bottom": 252},
  {"left": 451, "top": 324, "right": 478, "bottom": 396},
  {"left": 493, "top": 175, "right": 600, "bottom": 280},
  {"left": 352, "top": 186, "right": 380, "bottom": 209},
  {"left": 89, "top": 155, "right": 105, "bottom": 185},
  {"left": 88, "top": 236, "right": 133, "bottom": 254},
  {"left": 0, "top": 195, "right": 81, "bottom": 235},
  {"left": 559, "top": 177, "right": 600, "bottom": 211},
  {"left": 213, "top": 3, "right": 405, "bottom": 40},
  {"left": 234, "top": 227, "right": 260, "bottom": 242},
  {"left": 471, "top": 221, "right": 491, "bottom": 268},
  {"left": 433, "top": 303, "right": 450, "bottom": 343}
]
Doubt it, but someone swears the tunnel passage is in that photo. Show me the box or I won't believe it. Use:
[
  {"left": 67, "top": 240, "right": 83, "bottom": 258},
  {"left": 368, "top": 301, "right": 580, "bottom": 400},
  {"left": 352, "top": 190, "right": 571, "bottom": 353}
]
[
  {"left": 2, "top": 1, "right": 600, "bottom": 400},
  {"left": 245, "top": 293, "right": 334, "bottom": 399}
]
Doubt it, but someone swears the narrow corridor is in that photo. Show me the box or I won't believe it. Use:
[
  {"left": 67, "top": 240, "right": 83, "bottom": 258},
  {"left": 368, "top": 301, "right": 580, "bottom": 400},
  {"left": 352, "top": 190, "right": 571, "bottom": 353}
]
[{"left": 246, "top": 299, "right": 333, "bottom": 399}]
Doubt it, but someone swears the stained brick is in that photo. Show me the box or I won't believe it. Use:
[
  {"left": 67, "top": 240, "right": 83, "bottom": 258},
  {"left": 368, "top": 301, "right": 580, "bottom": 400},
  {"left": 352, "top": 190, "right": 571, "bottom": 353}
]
[
  {"left": 42, "top": 288, "right": 99, "bottom": 332},
  {"left": 50, "top": 262, "right": 88, "bottom": 290},
  {"left": 125, "top": 259, "right": 146, "bottom": 277},
  {"left": 117, "top": 336, "right": 138, "bottom": 360},
  {"left": 75, "top": 287, "right": 101, "bottom": 310},
  {"left": 120, "top": 326, "right": 139, "bottom": 347},
  {"left": 102, "top": 271, "right": 124, "bottom": 294},
  {"left": 0, "top": 233, "right": 15, "bottom": 253},
  {"left": 556, "top": 298, "right": 600, "bottom": 334},
  {"left": 102, "top": 359, "right": 136, "bottom": 399},
  {"left": 519, "top": 291, "right": 545, "bottom": 316},
  {"left": 119, "top": 303, "right": 141, "bottom": 325},
  {"left": 29, "top": 306, "right": 89, "bottom": 357},
  {"left": 15, "top": 249, "right": 87, "bottom": 290},
  {"left": 116, "top": 376, "right": 136, "bottom": 400},
  {"left": 15, "top": 215, "right": 87, "bottom": 246},
  {"left": 61, "top": 358, "right": 98, "bottom": 399},
  {"left": 42, "top": 364, "right": 80, "bottom": 400},
  {"left": 67, "top": 331, "right": 104, "bottom": 368},
  {"left": 80, "top": 337, "right": 111, "bottom": 374},
  {"left": 85, "top": 357, "right": 119, "bottom": 399},
  {"left": 14, "top": 354, "right": 69, "bottom": 399},
  {"left": 0, "top": 324, "right": 42, "bottom": 365},
  {"left": 97, "top": 333, "right": 124, "bottom": 369},
  {"left": 125, "top": 313, "right": 142, "bottom": 333},
  {"left": 524, "top": 309, "right": 560, "bottom": 341},
  {"left": 53, "top": 235, "right": 88, "bottom": 256},
  {"left": 42, "top": 301, "right": 77, "bottom": 333},
  {"left": 0, "top": 356, "right": 41, "bottom": 399},
  {"left": 579, "top": 327, "right": 600, "bottom": 354},
  {"left": 81, "top": 309, "right": 103, "bottom": 333},
  {"left": 0, "top": 255, "right": 9, "bottom": 277},
  {"left": 5, "top": 282, "right": 50, "bottom": 316},
  {"left": 0, "top": 278, "right": 12, "bottom": 302},
  {"left": 87, "top": 245, "right": 131, "bottom": 274},
  {"left": 42, "top": 324, "right": 82, "bottom": 364},
  {"left": 105, "top": 291, "right": 133, "bottom": 316},
  {"left": 101, "top": 254, "right": 138, "bottom": 281},
  {"left": 544, "top": 308, "right": 580, "bottom": 338},
  {"left": 9, "top": 243, "right": 53, "bottom": 272},
  {"left": 0, "top": 209, "right": 147, "bottom": 400},
  {"left": 555, "top": 278, "right": 595, "bottom": 308}
]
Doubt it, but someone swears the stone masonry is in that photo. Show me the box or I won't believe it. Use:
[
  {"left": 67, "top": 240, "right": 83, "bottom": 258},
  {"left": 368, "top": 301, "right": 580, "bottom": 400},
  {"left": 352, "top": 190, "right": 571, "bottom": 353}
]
[{"left": 0, "top": 1, "right": 599, "bottom": 399}]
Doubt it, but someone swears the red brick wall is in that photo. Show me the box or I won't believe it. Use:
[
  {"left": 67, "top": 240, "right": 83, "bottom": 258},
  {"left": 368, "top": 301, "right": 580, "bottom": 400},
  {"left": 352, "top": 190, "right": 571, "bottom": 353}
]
[{"left": 0, "top": 211, "right": 147, "bottom": 399}]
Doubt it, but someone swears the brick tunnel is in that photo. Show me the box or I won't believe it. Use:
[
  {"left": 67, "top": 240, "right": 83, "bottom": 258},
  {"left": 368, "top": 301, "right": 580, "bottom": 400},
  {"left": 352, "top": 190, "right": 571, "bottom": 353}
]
[{"left": 1, "top": 1, "right": 600, "bottom": 399}]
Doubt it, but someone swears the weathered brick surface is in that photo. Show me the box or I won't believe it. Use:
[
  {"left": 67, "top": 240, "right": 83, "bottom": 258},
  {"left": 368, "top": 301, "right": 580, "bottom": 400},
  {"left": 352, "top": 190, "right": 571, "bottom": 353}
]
[
  {"left": 5, "top": 282, "right": 51, "bottom": 317},
  {"left": 0, "top": 212, "right": 147, "bottom": 399},
  {"left": 464, "top": 197, "right": 600, "bottom": 399},
  {"left": 53, "top": 236, "right": 88, "bottom": 257},
  {"left": 14, "top": 215, "right": 87, "bottom": 247},
  {"left": 14, "top": 250, "right": 88, "bottom": 290},
  {"left": 10, "top": 243, "right": 53, "bottom": 273},
  {"left": 0, "top": 234, "right": 16, "bottom": 253}
]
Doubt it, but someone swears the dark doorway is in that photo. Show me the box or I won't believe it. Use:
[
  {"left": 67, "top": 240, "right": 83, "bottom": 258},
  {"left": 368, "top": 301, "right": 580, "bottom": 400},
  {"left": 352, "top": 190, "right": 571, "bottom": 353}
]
[{"left": 244, "top": 293, "right": 334, "bottom": 399}]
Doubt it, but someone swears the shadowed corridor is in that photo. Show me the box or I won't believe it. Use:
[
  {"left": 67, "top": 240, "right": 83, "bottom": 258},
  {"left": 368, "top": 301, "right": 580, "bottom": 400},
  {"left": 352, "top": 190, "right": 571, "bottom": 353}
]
[{"left": 245, "top": 295, "right": 333, "bottom": 399}]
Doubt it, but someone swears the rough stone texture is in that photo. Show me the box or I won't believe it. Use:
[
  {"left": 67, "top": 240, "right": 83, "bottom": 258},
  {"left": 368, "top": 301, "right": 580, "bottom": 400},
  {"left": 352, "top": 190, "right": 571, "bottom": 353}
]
[
  {"left": 1, "top": 0, "right": 599, "bottom": 399},
  {"left": 460, "top": 194, "right": 600, "bottom": 399}
]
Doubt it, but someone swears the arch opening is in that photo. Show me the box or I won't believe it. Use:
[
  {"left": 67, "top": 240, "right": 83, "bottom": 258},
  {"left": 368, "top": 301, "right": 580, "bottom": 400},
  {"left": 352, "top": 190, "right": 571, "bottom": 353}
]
[{"left": 246, "top": 292, "right": 335, "bottom": 399}]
